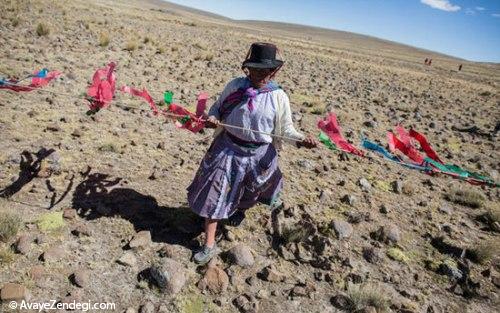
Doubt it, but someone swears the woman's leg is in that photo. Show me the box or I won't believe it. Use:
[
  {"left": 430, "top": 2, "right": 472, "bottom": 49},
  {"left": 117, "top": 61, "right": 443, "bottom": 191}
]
[
  {"left": 205, "top": 218, "right": 218, "bottom": 247},
  {"left": 194, "top": 218, "right": 219, "bottom": 264}
]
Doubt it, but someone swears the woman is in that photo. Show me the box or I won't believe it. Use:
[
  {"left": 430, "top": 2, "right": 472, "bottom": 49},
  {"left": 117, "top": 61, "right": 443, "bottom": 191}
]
[{"left": 188, "top": 42, "right": 318, "bottom": 264}]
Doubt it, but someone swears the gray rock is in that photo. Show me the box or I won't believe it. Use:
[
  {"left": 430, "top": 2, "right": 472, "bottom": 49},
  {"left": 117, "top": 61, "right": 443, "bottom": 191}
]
[
  {"left": 358, "top": 178, "right": 371, "bottom": 192},
  {"left": 42, "top": 246, "right": 65, "bottom": 262},
  {"left": 139, "top": 302, "right": 155, "bottom": 313},
  {"left": 233, "top": 294, "right": 258, "bottom": 313},
  {"left": 149, "top": 258, "right": 186, "bottom": 295},
  {"left": 0, "top": 283, "right": 30, "bottom": 301},
  {"left": 438, "top": 205, "right": 452, "bottom": 214},
  {"left": 392, "top": 180, "right": 403, "bottom": 194},
  {"left": 332, "top": 220, "right": 353, "bottom": 239},
  {"left": 362, "top": 247, "right": 381, "bottom": 264},
  {"left": 129, "top": 231, "right": 151, "bottom": 250},
  {"left": 259, "top": 265, "right": 284, "bottom": 282},
  {"left": 14, "top": 234, "right": 31, "bottom": 255},
  {"left": 228, "top": 244, "right": 255, "bottom": 268},
  {"left": 71, "top": 269, "right": 89, "bottom": 288},
  {"left": 197, "top": 265, "right": 229, "bottom": 294},
  {"left": 341, "top": 194, "right": 356, "bottom": 206},
  {"left": 371, "top": 225, "right": 400, "bottom": 244},
  {"left": 117, "top": 251, "right": 137, "bottom": 267}
]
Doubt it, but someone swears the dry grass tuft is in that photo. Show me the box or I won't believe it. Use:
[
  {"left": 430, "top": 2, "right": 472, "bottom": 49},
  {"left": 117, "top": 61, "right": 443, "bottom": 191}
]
[
  {"left": 36, "top": 22, "right": 50, "bottom": 36},
  {"left": 469, "top": 240, "right": 500, "bottom": 264},
  {"left": 347, "top": 284, "right": 390, "bottom": 312},
  {"left": 0, "top": 213, "right": 21, "bottom": 242},
  {"left": 446, "top": 188, "right": 485, "bottom": 208},
  {"left": 124, "top": 39, "right": 138, "bottom": 51},
  {"left": 99, "top": 32, "right": 110, "bottom": 47}
]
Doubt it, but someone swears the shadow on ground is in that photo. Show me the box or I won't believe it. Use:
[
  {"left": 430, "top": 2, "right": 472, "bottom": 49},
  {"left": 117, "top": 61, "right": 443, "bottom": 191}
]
[{"left": 71, "top": 167, "right": 203, "bottom": 249}]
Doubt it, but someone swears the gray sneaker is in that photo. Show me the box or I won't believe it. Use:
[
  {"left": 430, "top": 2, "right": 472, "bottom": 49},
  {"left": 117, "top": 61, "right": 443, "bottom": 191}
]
[{"left": 193, "top": 244, "right": 218, "bottom": 265}]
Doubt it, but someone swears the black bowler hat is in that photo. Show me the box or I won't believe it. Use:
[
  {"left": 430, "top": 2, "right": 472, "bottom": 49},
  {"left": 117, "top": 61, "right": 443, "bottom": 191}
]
[{"left": 242, "top": 42, "right": 284, "bottom": 69}]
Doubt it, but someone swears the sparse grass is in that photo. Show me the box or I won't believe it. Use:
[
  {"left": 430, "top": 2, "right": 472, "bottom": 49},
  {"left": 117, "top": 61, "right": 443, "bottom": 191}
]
[
  {"left": 11, "top": 16, "right": 20, "bottom": 27},
  {"left": 281, "top": 224, "right": 313, "bottom": 244},
  {"left": 143, "top": 36, "right": 152, "bottom": 44},
  {"left": 99, "top": 143, "right": 118, "bottom": 153},
  {"left": 156, "top": 46, "right": 166, "bottom": 54},
  {"left": 347, "top": 284, "right": 390, "bottom": 313},
  {"left": 0, "top": 213, "right": 21, "bottom": 242},
  {"left": 124, "top": 39, "right": 138, "bottom": 51},
  {"left": 469, "top": 240, "right": 499, "bottom": 264},
  {"left": 99, "top": 32, "right": 110, "bottom": 47},
  {"left": 387, "top": 247, "right": 409, "bottom": 263},
  {"left": 0, "top": 247, "right": 16, "bottom": 266},
  {"left": 36, "top": 22, "right": 50, "bottom": 36},
  {"left": 193, "top": 42, "right": 206, "bottom": 50},
  {"left": 194, "top": 52, "right": 214, "bottom": 62},
  {"left": 445, "top": 188, "right": 485, "bottom": 208},
  {"left": 482, "top": 204, "right": 500, "bottom": 227},
  {"left": 36, "top": 211, "right": 64, "bottom": 232}
]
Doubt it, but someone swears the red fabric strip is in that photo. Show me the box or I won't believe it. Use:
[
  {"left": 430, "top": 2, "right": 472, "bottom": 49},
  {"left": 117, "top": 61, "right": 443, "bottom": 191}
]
[
  {"left": 87, "top": 62, "right": 116, "bottom": 110},
  {"left": 317, "top": 113, "right": 364, "bottom": 157},
  {"left": 409, "top": 129, "right": 444, "bottom": 163}
]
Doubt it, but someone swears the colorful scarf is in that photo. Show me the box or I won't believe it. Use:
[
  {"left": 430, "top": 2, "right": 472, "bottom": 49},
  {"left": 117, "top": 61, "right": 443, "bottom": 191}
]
[{"left": 219, "top": 78, "right": 280, "bottom": 120}]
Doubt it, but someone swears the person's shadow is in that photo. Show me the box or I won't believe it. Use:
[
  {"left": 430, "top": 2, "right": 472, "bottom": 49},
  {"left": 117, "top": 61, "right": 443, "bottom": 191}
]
[
  {"left": 71, "top": 167, "right": 203, "bottom": 248},
  {"left": 0, "top": 148, "right": 55, "bottom": 198}
]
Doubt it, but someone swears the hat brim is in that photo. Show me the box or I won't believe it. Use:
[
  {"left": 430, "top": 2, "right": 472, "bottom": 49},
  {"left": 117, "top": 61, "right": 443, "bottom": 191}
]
[{"left": 242, "top": 59, "right": 283, "bottom": 69}]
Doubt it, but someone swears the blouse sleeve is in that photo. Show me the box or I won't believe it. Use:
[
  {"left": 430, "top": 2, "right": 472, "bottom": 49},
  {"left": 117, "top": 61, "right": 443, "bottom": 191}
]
[
  {"left": 278, "top": 91, "right": 305, "bottom": 144},
  {"left": 207, "top": 77, "right": 242, "bottom": 119}
]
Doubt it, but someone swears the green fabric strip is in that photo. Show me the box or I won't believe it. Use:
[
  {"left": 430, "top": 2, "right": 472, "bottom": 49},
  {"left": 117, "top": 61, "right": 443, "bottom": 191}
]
[{"left": 318, "top": 132, "right": 337, "bottom": 151}]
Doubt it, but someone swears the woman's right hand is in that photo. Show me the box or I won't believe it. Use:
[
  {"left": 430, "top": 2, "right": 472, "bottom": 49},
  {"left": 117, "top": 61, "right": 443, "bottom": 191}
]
[{"left": 205, "top": 115, "right": 221, "bottom": 129}]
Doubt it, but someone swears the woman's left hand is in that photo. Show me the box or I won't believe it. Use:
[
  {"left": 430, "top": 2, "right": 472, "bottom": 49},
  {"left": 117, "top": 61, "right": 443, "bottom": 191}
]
[{"left": 297, "top": 134, "right": 318, "bottom": 149}]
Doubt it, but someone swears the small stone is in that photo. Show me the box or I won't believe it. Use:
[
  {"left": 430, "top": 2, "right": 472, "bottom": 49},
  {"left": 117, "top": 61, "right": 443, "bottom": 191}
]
[
  {"left": 256, "top": 289, "right": 269, "bottom": 299},
  {"left": 259, "top": 265, "right": 284, "bottom": 282},
  {"left": 149, "top": 258, "right": 186, "bottom": 295},
  {"left": 362, "top": 247, "right": 381, "bottom": 264},
  {"left": 392, "top": 180, "right": 403, "bottom": 194},
  {"left": 380, "top": 204, "right": 389, "bottom": 214},
  {"left": 125, "top": 308, "right": 136, "bottom": 313},
  {"left": 29, "top": 265, "right": 45, "bottom": 281},
  {"left": 42, "top": 246, "right": 65, "bottom": 262},
  {"left": 363, "top": 121, "right": 377, "bottom": 128},
  {"left": 71, "top": 224, "right": 92, "bottom": 237},
  {"left": 63, "top": 208, "right": 77, "bottom": 219},
  {"left": 371, "top": 225, "right": 401, "bottom": 245},
  {"left": 71, "top": 269, "right": 89, "bottom": 288},
  {"left": 438, "top": 205, "right": 452, "bottom": 214},
  {"left": 358, "top": 178, "right": 372, "bottom": 192},
  {"left": 331, "top": 220, "right": 353, "bottom": 239},
  {"left": 330, "top": 293, "right": 352, "bottom": 309},
  {"left": 197, "top": 266, "right": 229, "bottom": 294},
  {"left": 139, "top": 302, "right": 155, "bottom": 313},
  {"left": 117, "top": 251, "right": 137, "bottom": 267},
  {"left": 0, "top": 283, "right": 30, "bottom": 301},
  {"left": 129, "top": 231, "right": 151, "bottom": 250},
  {"left": 233, "top": 294, "right": 258, "bottom": 313},
  {"left": 291, "top": 286, "right": 308, "bottom": 297},
  {"left": 341, "top": 194, "right": 356, "bottom": 206},
  {"left": 14, "top": 234, "right": 31, "bottom": 254},
  {"left": 228, "top": 244, "right": 255, "bottom": 268}
]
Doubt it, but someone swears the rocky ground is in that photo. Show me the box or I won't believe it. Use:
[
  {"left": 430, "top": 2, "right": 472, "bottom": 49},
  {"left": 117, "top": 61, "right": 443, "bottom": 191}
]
[{"left": 0, "top": 0, "right": 499, "bottom": 312}]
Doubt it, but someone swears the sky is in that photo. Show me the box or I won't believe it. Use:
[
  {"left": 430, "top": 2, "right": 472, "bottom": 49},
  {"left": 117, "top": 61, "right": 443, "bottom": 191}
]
[{"left": 164, "top": 0, "right": 500, "bottom": 63}]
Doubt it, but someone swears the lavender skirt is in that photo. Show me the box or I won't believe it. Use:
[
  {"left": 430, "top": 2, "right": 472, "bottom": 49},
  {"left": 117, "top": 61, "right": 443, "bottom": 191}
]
[{"left": 187, "top": 132, "right": 283, "bottom": 220}]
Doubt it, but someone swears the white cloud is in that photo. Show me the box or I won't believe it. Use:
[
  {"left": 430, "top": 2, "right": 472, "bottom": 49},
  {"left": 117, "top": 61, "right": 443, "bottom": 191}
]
[
  {"left": 420, "top": 0, "right": 461, "bottom": 12},
  {"left": 475, "top": 7, "right": 485, "bottom": 11},
  {"left": 492, "top": 13, "right": 500, "bottom": 18}
]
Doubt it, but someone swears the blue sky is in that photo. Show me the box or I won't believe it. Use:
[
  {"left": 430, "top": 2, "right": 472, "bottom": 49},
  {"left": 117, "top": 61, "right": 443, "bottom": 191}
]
[{"left": 165, "top": 0, "right": 500, "bottom": 62}]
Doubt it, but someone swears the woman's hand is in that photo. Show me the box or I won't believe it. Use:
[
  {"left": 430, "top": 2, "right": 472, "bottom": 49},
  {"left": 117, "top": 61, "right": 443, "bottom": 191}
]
[
  {"left": 297, "top": 134, "right": 318, "bottom": 149},
  {"left": 204, "top": 115, "right": 221, "bottom": 129}
]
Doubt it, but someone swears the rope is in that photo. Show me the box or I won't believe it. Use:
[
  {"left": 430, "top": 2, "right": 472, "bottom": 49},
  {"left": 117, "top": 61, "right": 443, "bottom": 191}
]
[{"left": 1, "top": 81, "right": 303, "bottom": 142}]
